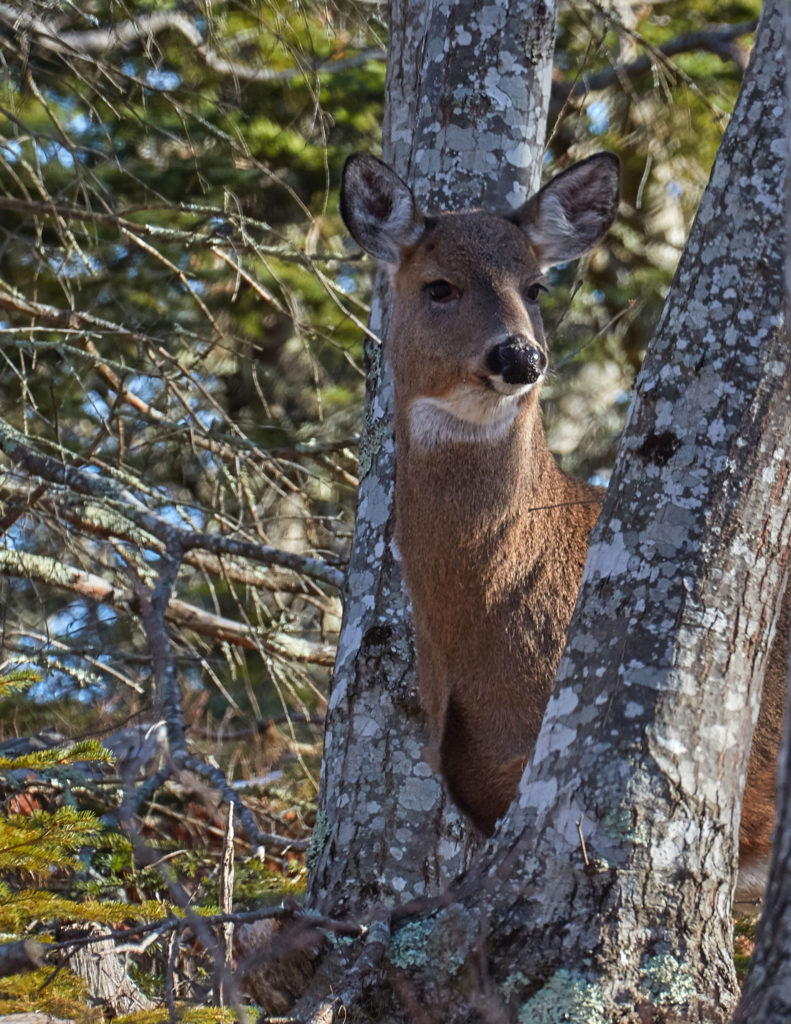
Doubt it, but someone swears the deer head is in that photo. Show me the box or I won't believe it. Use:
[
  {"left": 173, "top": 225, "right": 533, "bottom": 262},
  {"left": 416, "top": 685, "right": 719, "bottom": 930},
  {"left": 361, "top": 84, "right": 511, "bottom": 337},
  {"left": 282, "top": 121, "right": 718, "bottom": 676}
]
[{"left": 340, "top": 153, "right": 620, "bottom": 447}]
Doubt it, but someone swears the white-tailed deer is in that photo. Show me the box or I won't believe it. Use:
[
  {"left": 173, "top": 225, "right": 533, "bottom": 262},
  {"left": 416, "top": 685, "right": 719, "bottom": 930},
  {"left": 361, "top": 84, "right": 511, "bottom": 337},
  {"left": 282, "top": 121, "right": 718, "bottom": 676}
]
[{"left": 340, "top": 152, "right": 787, "bottom": 901}]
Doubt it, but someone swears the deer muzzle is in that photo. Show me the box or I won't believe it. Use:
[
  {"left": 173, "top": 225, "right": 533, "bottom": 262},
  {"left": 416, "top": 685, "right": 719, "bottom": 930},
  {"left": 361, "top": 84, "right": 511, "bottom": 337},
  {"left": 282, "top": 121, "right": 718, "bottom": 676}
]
[{"left": 485, "top": 335, "right": 547, "bottom": 386}]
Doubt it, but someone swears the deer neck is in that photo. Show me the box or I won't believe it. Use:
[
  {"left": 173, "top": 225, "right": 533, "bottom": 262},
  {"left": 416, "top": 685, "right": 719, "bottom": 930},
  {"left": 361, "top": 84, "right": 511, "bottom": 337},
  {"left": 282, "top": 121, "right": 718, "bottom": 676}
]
[{"left": 394, "top": 393, "right": 559, "bottom": 562}]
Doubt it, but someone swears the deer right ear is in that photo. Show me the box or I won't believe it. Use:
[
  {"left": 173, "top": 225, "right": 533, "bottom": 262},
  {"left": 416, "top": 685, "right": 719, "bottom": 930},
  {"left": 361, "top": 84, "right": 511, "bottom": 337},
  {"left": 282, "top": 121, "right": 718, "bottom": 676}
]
[
  {"left": 340, "top": 154, "right": 424, "bottom": 264},
  {"left": 512, "top": 153, "right": 620, "bottom": 271}
]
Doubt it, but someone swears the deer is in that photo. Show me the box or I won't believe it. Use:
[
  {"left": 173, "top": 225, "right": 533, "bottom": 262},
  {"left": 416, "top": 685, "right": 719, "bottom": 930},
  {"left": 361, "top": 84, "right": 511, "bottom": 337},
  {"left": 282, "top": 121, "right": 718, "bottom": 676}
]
[{"left": 339, "top": 151, "right": 788, "bottom": 902}]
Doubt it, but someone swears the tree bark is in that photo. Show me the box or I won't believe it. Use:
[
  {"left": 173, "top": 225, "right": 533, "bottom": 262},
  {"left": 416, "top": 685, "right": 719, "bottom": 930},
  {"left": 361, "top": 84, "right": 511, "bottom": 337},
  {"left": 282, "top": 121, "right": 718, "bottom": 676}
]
[
  {"left": 730, "top": 5, "right": 791, "bottom": 1022},
  {"left": 61, "top": 924, "right": 152, "bottom": 1015},
  {"left": 307, "top": 0, "right": 558, "bottom": 917}
]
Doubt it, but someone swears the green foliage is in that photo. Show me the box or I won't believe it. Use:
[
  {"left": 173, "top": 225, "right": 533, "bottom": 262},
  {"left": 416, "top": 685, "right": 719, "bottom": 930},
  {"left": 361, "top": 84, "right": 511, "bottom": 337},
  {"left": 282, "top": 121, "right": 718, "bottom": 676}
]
[
  {"left": 0, "top": 807, "right": 103, "bottom": 873},
  {"left": 0, "top": 668, "right": 173, "bottom": 1014},
  {"left": 0, "top": 885, "right": 171, "bottom": 933},
  {"left": 0, "top": 668, "right": 41, "bottom": 696},
  {"left": 0, "top": 738, "right": 114, "bottom": 773},
  {"left": 0, "top": 966, "right": 94, "bottom": 1020},
  {"left": 116, "top": 1008, "right": 240, "bottom": 1024}
]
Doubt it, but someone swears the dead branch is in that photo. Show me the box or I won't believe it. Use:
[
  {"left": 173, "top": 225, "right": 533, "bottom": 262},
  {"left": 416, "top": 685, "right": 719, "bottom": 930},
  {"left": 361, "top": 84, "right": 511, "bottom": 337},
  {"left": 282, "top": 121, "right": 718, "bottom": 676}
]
[{"left": 49, "top": 902, "right": 359, "bottom": 956}]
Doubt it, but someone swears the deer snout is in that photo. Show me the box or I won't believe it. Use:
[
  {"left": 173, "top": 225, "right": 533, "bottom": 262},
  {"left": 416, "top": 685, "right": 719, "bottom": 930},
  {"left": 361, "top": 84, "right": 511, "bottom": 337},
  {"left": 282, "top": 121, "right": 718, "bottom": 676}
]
[{"left": 485, "top": 335, "right": 547, "bottom": 386}]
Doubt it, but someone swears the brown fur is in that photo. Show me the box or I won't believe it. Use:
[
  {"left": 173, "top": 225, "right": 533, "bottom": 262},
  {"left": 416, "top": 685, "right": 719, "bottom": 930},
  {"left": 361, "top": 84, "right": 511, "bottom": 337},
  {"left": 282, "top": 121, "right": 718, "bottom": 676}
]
[{"left": 341, "top": 153, "right": 787, "bottom": 893}]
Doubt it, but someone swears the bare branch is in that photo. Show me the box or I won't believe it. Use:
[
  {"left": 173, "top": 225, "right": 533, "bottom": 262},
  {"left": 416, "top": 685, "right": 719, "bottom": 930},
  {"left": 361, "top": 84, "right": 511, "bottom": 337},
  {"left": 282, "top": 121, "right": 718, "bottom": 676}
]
[
  {"left": 0, "top": 3, "right": 385, "bottom": 82},
  {"left": 553, "top": 19, "right": 757, "bottom": 101},
  {"left": 0, "top": 546, "right": 334, "bottom": 660},
  {"left": 0, "top": 420, "right": 345, "bottom": 589}
]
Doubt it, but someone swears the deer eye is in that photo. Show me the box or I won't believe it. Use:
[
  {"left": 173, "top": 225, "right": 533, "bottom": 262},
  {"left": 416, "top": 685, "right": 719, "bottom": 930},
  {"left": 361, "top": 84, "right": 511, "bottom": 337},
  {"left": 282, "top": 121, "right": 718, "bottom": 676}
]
[
  {"left": 426, "top": 280, "right": 460, "bottom": 303},
  {"left": 525, "top": 282, "right": 548, "bottom": 303}
]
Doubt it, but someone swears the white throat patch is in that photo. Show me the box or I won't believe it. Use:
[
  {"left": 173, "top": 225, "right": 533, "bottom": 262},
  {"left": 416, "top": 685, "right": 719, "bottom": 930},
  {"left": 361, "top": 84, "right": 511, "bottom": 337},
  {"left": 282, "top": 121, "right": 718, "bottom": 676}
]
[{"left": 409, "top": 381, "right": 536, "bottom": 447}]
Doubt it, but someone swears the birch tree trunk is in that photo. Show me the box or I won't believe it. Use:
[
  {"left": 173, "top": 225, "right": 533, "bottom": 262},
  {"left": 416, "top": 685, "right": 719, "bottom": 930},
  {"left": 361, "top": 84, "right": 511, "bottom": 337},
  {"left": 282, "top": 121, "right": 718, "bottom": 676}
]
[
  {"left": 365, "top": 2, "right": 790, "bottom": 1020},
  {"left": 307, "top": 0, "right": 558, "bottom": 916}
]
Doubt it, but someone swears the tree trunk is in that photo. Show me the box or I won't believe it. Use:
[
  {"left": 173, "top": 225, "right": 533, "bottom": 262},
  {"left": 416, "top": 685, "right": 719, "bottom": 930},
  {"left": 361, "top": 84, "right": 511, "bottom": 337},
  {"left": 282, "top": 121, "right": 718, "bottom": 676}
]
[
  {"left": 369, "top": 1, "right": 790, "bottom": 1020},
  {"left": 307, "top": 0, "right": 558, "bottom": 917},
  {"left": 61, "top": 924, "right": 152, "bottom": 1015},
  {"left": 730, "top": 7, "right": 791, "bottom": 1022}
]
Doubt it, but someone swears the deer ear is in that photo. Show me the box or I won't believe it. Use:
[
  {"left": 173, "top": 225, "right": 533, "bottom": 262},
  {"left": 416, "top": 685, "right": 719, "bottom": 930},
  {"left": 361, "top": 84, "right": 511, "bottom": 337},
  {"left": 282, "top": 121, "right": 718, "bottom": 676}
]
[
  {"left": 513, "top": 153, "right": 620, "bottom": 271},
  {"left": 340, "top": 154, "right": 424, "bottom": 264}
]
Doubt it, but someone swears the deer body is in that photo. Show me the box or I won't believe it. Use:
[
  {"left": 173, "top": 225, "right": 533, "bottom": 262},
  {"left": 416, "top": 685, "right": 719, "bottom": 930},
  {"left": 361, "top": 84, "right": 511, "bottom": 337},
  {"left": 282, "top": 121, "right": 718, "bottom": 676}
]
[
  {"left": 341, "top": 153, "right": 786, "bottom": 895},
  {"left": 396, "top": 398, "right": 600, "bottom": 830}
]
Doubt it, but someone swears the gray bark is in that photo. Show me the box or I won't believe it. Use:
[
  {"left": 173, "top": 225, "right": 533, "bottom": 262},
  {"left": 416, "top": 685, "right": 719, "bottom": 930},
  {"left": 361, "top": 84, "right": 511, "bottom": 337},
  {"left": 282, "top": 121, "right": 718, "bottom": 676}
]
[
  {"left": 307, "top": 0, "right": 558, "bottom": 916},
  {"left": 730, "top": 6, "right": 791, "bottom": 1022},
  {"left": 374, "top": 1, "right": 790, "bottom": 1021},
  {"left": 62, "top": 924, "right": 152, "bottom": 1015}
]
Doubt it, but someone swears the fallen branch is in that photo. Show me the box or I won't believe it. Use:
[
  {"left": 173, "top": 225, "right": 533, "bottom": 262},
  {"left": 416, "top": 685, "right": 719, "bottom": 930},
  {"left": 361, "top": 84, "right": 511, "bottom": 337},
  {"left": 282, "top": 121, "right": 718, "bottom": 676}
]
[{"left": 48, "top": 902, "right": 360, "bottom": 956}]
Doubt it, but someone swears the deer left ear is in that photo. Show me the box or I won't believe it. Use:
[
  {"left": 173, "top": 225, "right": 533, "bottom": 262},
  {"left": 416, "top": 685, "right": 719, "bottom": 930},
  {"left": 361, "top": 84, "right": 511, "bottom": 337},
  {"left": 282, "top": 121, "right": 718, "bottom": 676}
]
[
  {"left": 512, "top": 153, "right": 620, "bottom": 271},
  {"left": 340, "top": 153, "right": 425, "bottom": 264}
]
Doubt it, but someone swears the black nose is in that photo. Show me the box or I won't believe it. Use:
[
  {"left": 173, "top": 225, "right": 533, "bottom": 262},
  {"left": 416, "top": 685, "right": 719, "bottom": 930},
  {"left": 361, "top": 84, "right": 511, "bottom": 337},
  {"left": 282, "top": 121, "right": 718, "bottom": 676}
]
[{"left": 485, "top": 335, "right": 547, "bottom": 385}]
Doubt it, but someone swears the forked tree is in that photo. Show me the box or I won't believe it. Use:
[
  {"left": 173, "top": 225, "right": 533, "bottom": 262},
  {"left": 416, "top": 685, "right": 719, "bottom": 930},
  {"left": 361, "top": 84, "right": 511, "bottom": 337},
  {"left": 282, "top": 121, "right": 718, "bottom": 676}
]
[{"left": 304, "top": 0, "right": 791, "bottom": 1021}]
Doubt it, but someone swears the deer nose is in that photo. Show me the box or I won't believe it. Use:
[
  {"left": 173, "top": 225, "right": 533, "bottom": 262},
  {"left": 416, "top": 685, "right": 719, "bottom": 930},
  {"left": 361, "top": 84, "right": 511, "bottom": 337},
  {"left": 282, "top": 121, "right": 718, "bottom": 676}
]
[{"left": 485, "top": 335, "right": 547, "bottom": 385}]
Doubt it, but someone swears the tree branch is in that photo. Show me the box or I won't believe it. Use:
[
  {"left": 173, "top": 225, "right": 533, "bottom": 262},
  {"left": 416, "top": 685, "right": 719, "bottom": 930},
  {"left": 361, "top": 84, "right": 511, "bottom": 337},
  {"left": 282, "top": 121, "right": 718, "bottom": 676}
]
[
  {"left": 0, "top": 419, "right": 345, "bottom": 590},
  {"left": 0, "top": 3, "right": 384, "bottom": 83},
  {"left": 0, "top": 546, "right": 334, "bottom": 661},
  {"left": 553, "top": 20, "right": 757, "bottom": 101}
]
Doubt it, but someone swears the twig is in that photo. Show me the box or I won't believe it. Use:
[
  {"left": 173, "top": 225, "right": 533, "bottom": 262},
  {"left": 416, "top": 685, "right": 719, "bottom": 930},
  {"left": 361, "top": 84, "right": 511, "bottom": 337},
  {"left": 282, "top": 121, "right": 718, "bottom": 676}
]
[
  {"left": 303, "top": 908, "right": 392, "bottom": 1024},
  {"left": 576, "top": 815, "right": 590, "bottom": 868},
  {"left": 0, "top": 545, "right": 339, "bottom": 656},
  {"left": 165, "top": 929, "right": 178, "bottom": 1024},
  {"left": 49, "top": 902, "right": 359, "bottom": 955},
  {"left": 172, "top": 751, "right": 309, "bottom": 851},
  {"left": 0, "top": 3, "right": 385, "bottom": 84},
  {"left": 0, "top": 417, "right": 345, "bottom": 589},
  {"left": 219, "top": 803, "right": 236, "bottom": 1007}
]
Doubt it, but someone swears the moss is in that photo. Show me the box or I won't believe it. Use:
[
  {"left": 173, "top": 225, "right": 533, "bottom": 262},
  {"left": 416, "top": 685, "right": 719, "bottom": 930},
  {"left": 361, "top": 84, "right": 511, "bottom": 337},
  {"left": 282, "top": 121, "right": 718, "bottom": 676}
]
[
  {"left": 387, "top": 908, "right": 477, "bottom": 975},
  {"left": 517, "top": 970, "right": 608, "bottom": 1024},
  {"left": 358, "top": 416, "right": 388, "bottom": 479},
  {"left": 640, "top": 953, "right": 697, "bottom": 1006},
  {"left": 305, "top": 808, "right": 330, "bottom": 871},
  {"left": 501, "top": 969, "right": 532, "bottom": 1003},
  {"left": 116, "top": 1007, "right": 240, "bottom": 1023}
]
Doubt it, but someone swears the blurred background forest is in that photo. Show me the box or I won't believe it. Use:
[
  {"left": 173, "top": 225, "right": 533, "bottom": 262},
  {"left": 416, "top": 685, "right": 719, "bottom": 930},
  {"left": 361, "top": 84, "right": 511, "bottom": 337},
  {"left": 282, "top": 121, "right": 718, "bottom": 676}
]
[{"left": 0, "top": 0, "right": 761, "bottom": 1017}]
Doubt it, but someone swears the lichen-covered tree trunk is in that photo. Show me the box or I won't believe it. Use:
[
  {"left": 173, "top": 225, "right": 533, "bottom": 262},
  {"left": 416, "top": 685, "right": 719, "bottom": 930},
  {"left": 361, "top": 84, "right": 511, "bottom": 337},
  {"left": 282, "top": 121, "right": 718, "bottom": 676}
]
[
  {"left": 369, "top": 2, "right": 790, "bottom": 1020},
  {"left": 730, "top": 8, "right": 791, "bottom": 1022},
  {"left": 307, "top": 0, "right": 558, "bottom": 915}
]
